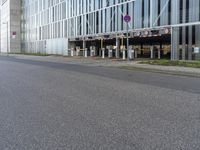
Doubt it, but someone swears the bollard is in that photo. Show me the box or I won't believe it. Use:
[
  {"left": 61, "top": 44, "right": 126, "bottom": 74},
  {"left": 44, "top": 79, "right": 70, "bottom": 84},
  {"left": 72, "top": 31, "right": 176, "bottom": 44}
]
[
  {"left": 71, "top": 48, "right": 74, "bottom": 57},
  {"left": 102, "top": 48, "right": 105, "bottom": 59},
  {"left": 129, "top": 49, "right": 135, "bottom": 60},
  {"left": 128, "top": 46, "right": 134, "bottom": 60},
  {"left": 84, "top": 48, "right": 88, "bottom": 57},
  {"left": 123, "top": 49, "right": 126, "bottom": 60},
  {"left": 108, "top": 49, "right": 113, "bottom": 58},
  {"left": 90, "top": 49, "right": 94, "bottom": 57},
  {"left": 90, "top": 46, "right": 96, "bottom": 57}
]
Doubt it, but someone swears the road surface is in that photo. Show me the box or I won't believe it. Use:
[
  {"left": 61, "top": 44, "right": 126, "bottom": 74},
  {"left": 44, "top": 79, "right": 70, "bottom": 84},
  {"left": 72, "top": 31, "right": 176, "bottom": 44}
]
[{"left": 0, "top": 56, "right": 200, "bottom": 150}]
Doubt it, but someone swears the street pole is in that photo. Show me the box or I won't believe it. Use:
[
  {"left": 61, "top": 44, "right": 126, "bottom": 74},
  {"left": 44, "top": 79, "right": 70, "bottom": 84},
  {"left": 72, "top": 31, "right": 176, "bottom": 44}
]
[
  {"left": 124, "top": 15, "right": 131, "bottom": 61},
  {"left": 126, "top": 22, "right": 129, "bottom": 60}
]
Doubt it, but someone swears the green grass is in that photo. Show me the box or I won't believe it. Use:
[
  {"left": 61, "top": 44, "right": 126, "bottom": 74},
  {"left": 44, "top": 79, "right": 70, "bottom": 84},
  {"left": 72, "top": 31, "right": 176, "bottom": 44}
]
[
  {"left": 8, "top": 52, "right": 50, "bottom": 56},
  {"left": 140, "top": 59, "right": 200, "bottom": 68}
]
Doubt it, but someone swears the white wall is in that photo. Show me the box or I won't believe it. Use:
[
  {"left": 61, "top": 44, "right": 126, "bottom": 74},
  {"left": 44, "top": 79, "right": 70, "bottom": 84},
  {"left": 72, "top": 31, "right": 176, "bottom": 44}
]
[
  {"left": 46, "top": 38, "right": 68, "bottom": 55},
  {"left": 1, "top": 0, "right": 10, "bottom": 53},
  {"left": 0, "top": 0, "right": 21, "bottom": 53},
  {"left": 10, "top": 0, "right": 21, "bottom": 53}
]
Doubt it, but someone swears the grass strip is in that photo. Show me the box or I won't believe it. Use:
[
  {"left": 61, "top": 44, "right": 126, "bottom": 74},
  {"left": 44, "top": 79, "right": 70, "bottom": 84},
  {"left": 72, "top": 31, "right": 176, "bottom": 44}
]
[{"left": 140, "top": 60, "right": 200, "bottom": 68}]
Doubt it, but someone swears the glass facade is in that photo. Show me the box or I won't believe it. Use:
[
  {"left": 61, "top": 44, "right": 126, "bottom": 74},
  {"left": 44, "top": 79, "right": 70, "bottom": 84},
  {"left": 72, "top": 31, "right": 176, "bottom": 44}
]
[{"left": 18, "top": 0, "right": 200, "bottom": 59}]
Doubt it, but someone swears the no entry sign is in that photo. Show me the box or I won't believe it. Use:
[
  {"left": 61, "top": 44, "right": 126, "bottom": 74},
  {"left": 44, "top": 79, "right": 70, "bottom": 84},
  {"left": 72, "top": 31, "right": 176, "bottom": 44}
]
[
  {"left": 12, "top": 32, "right": 17, "bottom": 39},
  {"left": 124, "top": 15, "right": 131, "bottom": 23}
]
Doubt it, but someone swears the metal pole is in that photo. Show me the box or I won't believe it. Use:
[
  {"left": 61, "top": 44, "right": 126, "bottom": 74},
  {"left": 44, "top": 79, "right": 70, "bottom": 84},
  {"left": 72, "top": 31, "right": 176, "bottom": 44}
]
[{"left": 127, "top": 22, "right": 129, "bottom": 60}]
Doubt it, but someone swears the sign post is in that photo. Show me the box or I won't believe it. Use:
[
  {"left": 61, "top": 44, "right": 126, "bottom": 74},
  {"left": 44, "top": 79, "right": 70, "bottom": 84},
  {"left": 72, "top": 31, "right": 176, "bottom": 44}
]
[{"left": 124, "top": 15, "right": 131, "bottom": 60}]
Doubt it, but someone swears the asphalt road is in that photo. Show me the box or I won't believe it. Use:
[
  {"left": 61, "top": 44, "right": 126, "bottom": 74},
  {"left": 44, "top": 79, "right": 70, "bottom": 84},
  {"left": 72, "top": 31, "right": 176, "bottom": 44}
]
[{"left": 0, "top": 56, "right": 200, "bottom": 150}]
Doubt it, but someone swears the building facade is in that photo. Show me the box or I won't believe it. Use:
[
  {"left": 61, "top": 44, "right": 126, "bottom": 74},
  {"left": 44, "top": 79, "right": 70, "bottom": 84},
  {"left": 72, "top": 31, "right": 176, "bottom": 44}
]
[
  {"left": 0, "top": 0, "right": 21, "bottom": 53},
  {"left": 1, "top": 0, "right": 200, "bottom": 60}
]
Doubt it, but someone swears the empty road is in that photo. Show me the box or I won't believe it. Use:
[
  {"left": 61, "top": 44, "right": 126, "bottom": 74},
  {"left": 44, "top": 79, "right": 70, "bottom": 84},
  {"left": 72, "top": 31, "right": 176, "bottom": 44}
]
[{"left": 0, "top": 56, "right": 200, "bottom": 150}]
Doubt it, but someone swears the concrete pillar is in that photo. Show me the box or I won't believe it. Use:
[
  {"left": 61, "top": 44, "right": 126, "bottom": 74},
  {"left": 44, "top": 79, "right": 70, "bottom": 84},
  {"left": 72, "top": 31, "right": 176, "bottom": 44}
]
[
  {"left": 182, "top": 27, "right": 186, "bottom": 60},
  {"left": 83, "top": 40, "right": 86, "bottom": 49},
  {"left": 195, "top": 0, "right": 200, "bottom": 51},
  {"left": 158, "top": 51, "right": 161, "bottom": 59},
  {"left": 158, "top": 44, "right": 162, "bottom": 59},
  {"left": 196, "top": 26, "right": 200, "bottom": 48},
  {"left": 158, "top": 49, "right": 161, "bottom": 59},
  {"left": 122, "top": 49, "right": 126, "bottom": 60},
  {"left": 195, "top": 25, "right": 200, "bottom": 60},
  {"left": 171, "top": 27, "right": 180, "bottom": 60},
  {"left": 84, "top": 48, "right": 88, "bottom": 57},
  {"left": 9, "top": 0, "right": 21, "bottom": 53},
  {"left": 150, "top": 46, "right": 154, "bottom": 59},
  {"left": 83, "top": 40, "right": 86, "bottom": 57},
  {"left": 182, "top": 0, "right": 186, "bottom": 60},
  {"left": 188, "top": 27, "right": 193, "bottom": 60},
  {"left": 102, "top": 48, "right": 105, "bottom": 59},
  {"left": 116, "top": 38, "right": 120, "bottom": 58},
  {"left": 171, "top": 0, "right": 180, "bottom": 60},
  {"left": 187, "top": 0, "right": 200, "bottom": 60}
]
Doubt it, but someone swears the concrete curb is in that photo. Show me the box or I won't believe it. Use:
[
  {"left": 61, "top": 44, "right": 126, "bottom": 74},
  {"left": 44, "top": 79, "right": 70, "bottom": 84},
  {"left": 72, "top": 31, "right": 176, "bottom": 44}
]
[
  {"left": 1, "top": 54, "right": 200, "bottom": 78},
  {"left": 119, "top": 66, "right": 200, "bottom": 78}
]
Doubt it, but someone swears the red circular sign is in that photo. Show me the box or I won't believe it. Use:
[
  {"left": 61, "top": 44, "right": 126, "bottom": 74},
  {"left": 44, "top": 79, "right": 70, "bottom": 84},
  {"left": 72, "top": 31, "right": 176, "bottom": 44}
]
[{"left": 124, "top": 15, "right": 131, "bottom": 23}]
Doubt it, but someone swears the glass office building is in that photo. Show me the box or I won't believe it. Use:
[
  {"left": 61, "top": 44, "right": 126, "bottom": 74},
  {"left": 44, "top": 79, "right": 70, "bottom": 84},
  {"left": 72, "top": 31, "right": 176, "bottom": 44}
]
[{"left": 2, "top": 0, "right": 200, "bottom": 60}]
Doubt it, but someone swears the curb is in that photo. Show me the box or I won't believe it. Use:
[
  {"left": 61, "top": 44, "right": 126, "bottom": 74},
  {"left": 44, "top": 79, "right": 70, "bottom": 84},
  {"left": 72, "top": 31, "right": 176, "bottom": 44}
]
[
  {"left": 119, "top": 66, "right": 200, "bottom": 78},
  {"left": 1, "top": 54, "right": 200, "bottom": 78}
]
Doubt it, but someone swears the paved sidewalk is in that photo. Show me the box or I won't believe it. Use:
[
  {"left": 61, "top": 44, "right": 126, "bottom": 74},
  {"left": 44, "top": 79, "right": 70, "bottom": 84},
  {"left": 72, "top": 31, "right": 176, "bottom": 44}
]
[{"left": 1, "top": 54, "right": 200, "bottom": 77}]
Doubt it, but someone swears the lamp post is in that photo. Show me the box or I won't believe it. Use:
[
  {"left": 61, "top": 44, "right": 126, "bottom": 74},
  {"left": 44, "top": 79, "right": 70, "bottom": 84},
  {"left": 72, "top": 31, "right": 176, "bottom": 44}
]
[{"left": 2, "top": 21, "right": 9, "bottom": 55}]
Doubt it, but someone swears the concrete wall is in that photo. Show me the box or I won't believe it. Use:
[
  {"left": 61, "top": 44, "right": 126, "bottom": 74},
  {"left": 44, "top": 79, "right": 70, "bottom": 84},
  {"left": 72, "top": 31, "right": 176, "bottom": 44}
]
[
  {"left": 0, "top": 0, "right": 10, "bottom": 53},
  {"left": 0, "top": 0, "right": 21, "bottom": 53},
  {"left": 46, "top": 38, "right": 68, "bottom": 55},
  {"left": 10, "top": 0, "right": 21, "bottom": 53}
]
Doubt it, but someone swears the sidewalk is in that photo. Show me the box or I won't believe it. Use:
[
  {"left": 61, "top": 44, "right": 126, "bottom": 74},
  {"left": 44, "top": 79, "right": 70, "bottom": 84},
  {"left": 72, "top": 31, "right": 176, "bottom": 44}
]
[{"left": 1, "top": 54, "right": 200, "bottom": 77}]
